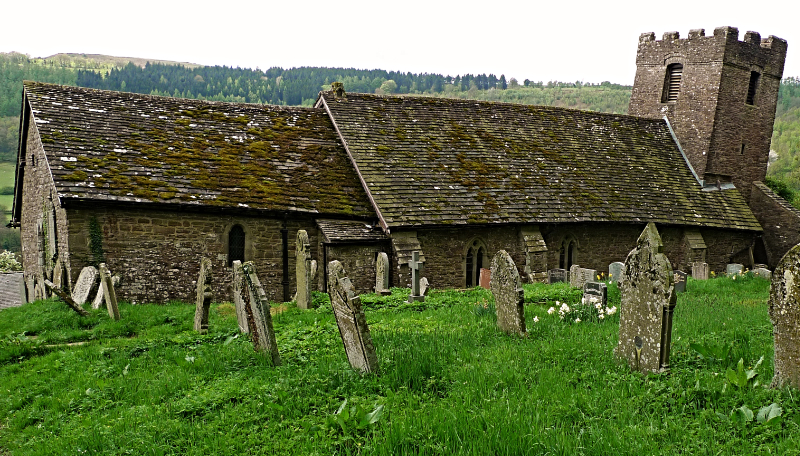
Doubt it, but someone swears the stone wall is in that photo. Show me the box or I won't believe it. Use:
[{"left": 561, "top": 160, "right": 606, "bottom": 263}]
[
  {"left": 324, "top": 243, "right": 388, "bottom": 295},
  {"left": 749, "top": 182, "right": 800, "bottom": 268}
]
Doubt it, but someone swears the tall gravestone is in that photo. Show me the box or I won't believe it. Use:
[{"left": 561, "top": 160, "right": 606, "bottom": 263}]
[
  {"left": 43, "top": 279, "right": 90, "bottom": 316},
  {"left": 98, "top": 263, "right": 120, "bottom": 321},
  {"left": 608, "top": 262, "right": 624, "bottom": 283},
  {"left": 92, "top": 274, "right": 120, "bottom": 309},
  {"left": 241, "top": 262, "right": 281, "bottom": 366},
  {"left": 407, "top": 251, "right": 424, "bottom": 302},
  {"left": 309, "top": 259, "right": 318, "bottom": 293},
  {"left": 616, "top": 223, "right": 677, "bottom": 374},
  {"left": 490, "top": 250, "right": 526, "bottom": 336},
  {"left": 375, "top": 252, "right": 391, "bottom": 296},
  {"left": 769, "top": 244, "right": 800, "bottom": 388},
  {"left": 548, "top": 268, "right": 568, "bottom": 284},
  {"left": 71, "top": 266, "right": 98, "bottom": 304},
  {"left": 51, "top": 258, "right": 66, "bottom": 298},
  {"left": 296, "top": 230, "right": 312, "bottom": 310},
  {"left": 193, "top": 258, "right": 213, "bottom": 333},
  {"left": 232, "top": 260, "right": 250, "bottom": 334},
  {"left": 692, "top": 261, "right": 709, "bottom": 280},
  {"left": 328, "top": 260, "right": 379, "bottom": 373}
]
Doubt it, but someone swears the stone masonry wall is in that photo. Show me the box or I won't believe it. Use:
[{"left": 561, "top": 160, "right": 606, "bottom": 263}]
[
  {"left": 749, "top": 182, "right": 800, "bottom": 268},
  {"left": 325, "top": 243, "right": 388, "bottom": 296}
]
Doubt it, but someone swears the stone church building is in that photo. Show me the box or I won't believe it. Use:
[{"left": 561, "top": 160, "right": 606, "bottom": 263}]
[{"left": 11, "top": 26, "right": 797, "bottom": 304}]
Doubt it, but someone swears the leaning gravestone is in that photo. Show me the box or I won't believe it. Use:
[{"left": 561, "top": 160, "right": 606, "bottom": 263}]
[
  {"left": 692, "top": 262, "right": 709, "bottom": 280},
  {"left": 232, "top": 260, "right": 249, "bottom": 334},
  {"left": 490, "top": 250, "right": 526, "bottom": 336},
  {"left": 608, "top": 262, "right": 624, "bottom": 283},
  {"left": 43, "top": 279, "right": 90, "bottom": 317},
  {"left": 375, "top": 252, "right": 391, "bottom": 296},
  {"left": 92, "top": 274, "right": 120, "bottom": 309},
  {"left": 296, "top": 230, "right": 312, "bottom": 310},
  {"left": 727, "top": 263, "right": 744, "bottom": 276},
  {"left": 615, "top": 223, "right": 677, "bottom": 374},
  {"left": 583, "top": 281, "right": 608, "bottom": 309},
  {"left": 193, "top": 258, "right": 213, "bottom": 333},
  {"left": 71, "top": 266, "right": 98, "bottom": 304},
  {"left": 407, "top": 251, "right": 424, "bottom": 303},
  {"left": 241, "top": 261, "right": 281, "bottom": 366},
  {"left": 673, "top": 271, "right": 688, "bottom": 293},
  {"left": 548, "top": 268, "right": 568, "bottom": 284},
  {"left": 769, "top": 244, "right": 800, "bottom": 388},
  {"left": 328, "top": 260, "right": 379, "bottom": 373},
  {"left": 98, "top": 263, "right": 120, "bottom": 320}
]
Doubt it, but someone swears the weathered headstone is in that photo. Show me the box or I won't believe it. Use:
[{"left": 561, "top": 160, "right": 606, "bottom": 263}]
[
  {"left": 193, "top": 258, "right": 213, "bottom": 333},
  {"left": 295, "top": 230, "right": 312, "bottom": 310},
  {"left": 753, "top": 267, "right": 772, "bottom": 280},
  {"left": 673, "top": 270, "right": 688, "bottom": 293},
  {"left": 407, "top": 251, "right": 424, "bottom": 303},
  {"left": 375, "top": 252, "right": 391, "bottom": 296},
  {"left": 608, "top": 262, "right": 624, "bottom": 283},
  {"left": 583, "top": 281, "right": 608, "bottom": 309},
  {"left": 71, "top": 266, "right": 98, "bottom": 304},
  {"left": 615, "top": 223, "right": 677, "bottom": 374},
  {"left": 548, "top": 268, "right": 568, "bottom": 284},
  {"left": 43, "top": 279, "right": 90, "bottom": 316},
  {"left": 328, "top": 260, "right": 379, "bottom": 373},
  {"left": 490, "top": 250, "right": 526, "bottom": 336},
  {"left": 769, "top": 244, "right": 800, "bottom": 388},
  {"left": 98, "top": 263, "right": 120, "bottom": 320},
  {"left": 232, "top": 260, "right": 249, "bottom": 334},
  {"left": 569, "top": 265, "right": 597, "bottom": 289},
  {"left": 692, "top": 261, "right": 709, "bottom": 280},
  {"left": 479, "top": 268, "right": 491, "bottom": 288},
  {"left": 309, "top": 259, "right": 318, "bottom": 292},
  {"left": 727, "top": 263, "right": 744, "bottom": 276},
  {"left": 51, "top": 258, "right": 66, "bottom": 298},
  {"left": 92, "top": 274, "right": 120, "bottom": 309},
  {"left": 241, "top": 261, "right": 281, "bottom": 366},
  {"left": 420, "top": 277, "right": 429, "bottom": 296}
]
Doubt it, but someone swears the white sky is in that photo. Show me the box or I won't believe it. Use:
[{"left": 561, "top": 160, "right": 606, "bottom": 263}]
[{"left": 2, "top": 0, "right": 797, "bottom": 85}]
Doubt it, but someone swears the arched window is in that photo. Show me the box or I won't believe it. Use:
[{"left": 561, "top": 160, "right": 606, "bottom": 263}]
[
  {"left": 228, "top": 224, "right": 245, "bottom": 266},
  {"left": 662, "top": 63, "right": 683, "bottom": 102},
  {"left": 465, "top": 238, "right": 488, "bottom": 287},
  {"left": 559, "top": 237, "right": 577, "bottom": 271}
]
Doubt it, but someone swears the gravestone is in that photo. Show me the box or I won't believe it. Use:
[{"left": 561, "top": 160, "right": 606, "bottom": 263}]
[
  {"left": 309, "top": 259, "right": 318, "bottom": 292},
  {"left": 98, "top": 263, "right": 120, "bottom": 320},
  {"left": 479, "top": 268, "right": 491, "bottom": 288},
  {"left": 241, "top": 262, "right": 281, "bottom": 366},
  {"left": 71, "top": 266, "right": 98, "bottom": 304},
  {"left": 420, "top": 277, "right": 429, "bottom": 296},
  {"left": 753, "top": 267, "right": 772, "bottom": 280},
  {"left": 727, "top": 263, "right": 744, "bottom": 276},
  {"left": 43, "top": 279, "right": 90, "bottom": 316},
  {"left": 548, "top": 268, "right": 568, "bottom": 284},
  {"left": 232, "top": 260, "right": 249, "bottom": 334},
  {"left": 193, "top": 258, "right": 213, "bottom": 333},
  {"left": 692, "top": 261, "right": 709, "bottom": 280},
  {"left": 295, "top": 230, "right": 312, "bottom": 310},
  {"left": 570, "top": 265, "right": 597, "bottom": 289},
  {"left": 51, "top": 258, "right": 66, "bottom": 297},
  {"left": 375, "top": 252, "right": 391, "bottom": 296},
  {"left": 407, "top": 251, "right": 425, "bottom": 303},
  {"left": 769, "top": 244, "right": 800, "bottom": 388},
  {"left": 328, "top": 260, "right": 379, "bottom": 373},
  {"left": 673, "top": 271, "right": 688, "bottom": 293},
  {"left": 490, "top": 250, "right": 526, "bottom": 336},
  {"left": 608, "top": 262, "right": 624, "bottom": 283},
  {"left": 615, "top": 223, "right": 677, "bottom": 374},
  {"left": 583, "top": 281, "right": 608, "bottom": 309},
  {"left": 92, "top": 274, "right": 120, "bottom": 309}
]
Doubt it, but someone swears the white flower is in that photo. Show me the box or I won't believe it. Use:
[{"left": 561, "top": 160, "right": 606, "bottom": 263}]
[
  {"left": 598, "top": 313, "right": 605, "bottom": 320},
  {"left": 547, "top": 307, "right": 555, "bottom": 315},
  {"left": 606, "top": 306, "right": 617, "bottom": 316},
  {"left": 575, "top": 318, "right": 581, "bottom": 323},
  {"left": 533, "top": 316, "right": 540, "bottom": 323}
]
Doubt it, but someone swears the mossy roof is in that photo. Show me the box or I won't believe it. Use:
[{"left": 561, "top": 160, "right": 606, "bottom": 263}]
[
  {"left": 24, "top": 82, "right": 373, "bottom": 217},
  {"left": 316, "top": 219, "right": 388, "bottom": 243},
  {"left": 318, "top": 91, "right": 762, "bottom": 231}
]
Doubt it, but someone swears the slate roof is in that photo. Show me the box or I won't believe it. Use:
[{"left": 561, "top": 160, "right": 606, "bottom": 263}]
[
  {"left": 316, "top": 219, "right": 388, "bottom": 243},
  {"left": 24, "top": 82, "right": 374, "bottom": 217},
  {"left": 318, "top": 91, "right": 762, "bottom": 232}
]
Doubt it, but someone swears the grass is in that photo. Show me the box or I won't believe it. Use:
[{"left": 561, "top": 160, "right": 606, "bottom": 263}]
[{"left": 0, "top": 275, "right": 798, "bottom": 455}]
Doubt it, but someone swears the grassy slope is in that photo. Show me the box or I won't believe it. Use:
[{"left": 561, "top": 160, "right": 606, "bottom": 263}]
[{"left": 0, "top": 276, "right": 796, "bottom": 455}]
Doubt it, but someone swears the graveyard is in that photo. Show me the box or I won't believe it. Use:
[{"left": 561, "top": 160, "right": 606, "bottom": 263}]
[{"left": 1, "top": 267, "right": 798, "bottom": 455}]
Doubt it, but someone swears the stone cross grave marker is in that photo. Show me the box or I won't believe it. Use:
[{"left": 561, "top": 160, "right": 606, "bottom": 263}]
[
  {"left": 232, "top": 260, "right": 249, "bottom": 334},
  {"left": 98, "top": 263, "right": 120, "bottom": 320},
  {"left": 548, "top": 268, "right": 568, "bottom": 284},
  {"left": 727, "top": 263, "right": 744, "bottom": 276},
  {"left": 608, "top": 262, "right": 624, "bottom": 283},
  {"left": 615, "top": 223, "right": 677, "bottom": 374},
  {"left": 328, "top": 260, "right": 379, "bottom": 373},
  {"left": 583, "top": 281, "right": 608, "bottom": 309},
  {"left": 241, "top": 261, "right": 281, "bottom": 366},
  {"left": 673, "top": 271, "right": 688, "bottom": 293},
  {"left": 692, "top": 262, "right": 709, "bottom": 280},
  {"left": 43, "top": 279, "right": 90, "bottom": 316},
  {"left": 92, "top": 274, "right": 120, "bottom": 309},
  {"left": 490, "top": 250, "right": 526, "bottom": 336},
  {"left": 193, "top": 258, "right": 213, "bottom": 333},
  {"left": 407, "top": 251, "right": 424, "bottom": 302},
  {"left": 296, "top": 230, "right": 312, "bottom": 310},
  {"left": 753, "top": 267, "right": 772, "bottom": 280},
  {"left": 375, "top": 252, "right": 391, "bottom": 295},
  {"left": 769, "top": 244, "right": 800, "bottom": 388},
  {"left": 71, "top": 266, "right": 98, "bottom": 304}
]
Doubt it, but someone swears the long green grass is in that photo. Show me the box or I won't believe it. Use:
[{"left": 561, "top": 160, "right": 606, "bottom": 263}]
[{"left": 0, "top": 275, "right": 797, "bottom": 455}]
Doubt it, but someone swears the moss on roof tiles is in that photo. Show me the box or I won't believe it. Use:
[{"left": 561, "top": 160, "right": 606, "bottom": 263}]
[{"left": 25, "top": 82, "right": 373, "bottom": 217}]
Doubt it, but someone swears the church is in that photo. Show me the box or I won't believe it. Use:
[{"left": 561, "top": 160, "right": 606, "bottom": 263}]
[{"left": 11, "top": 26, "right": 797, "bottom": 304}]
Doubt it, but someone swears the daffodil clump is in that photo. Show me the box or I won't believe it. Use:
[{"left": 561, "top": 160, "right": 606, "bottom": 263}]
[{"left": 547, "top": 298, "right": 617, "bottom": 324}]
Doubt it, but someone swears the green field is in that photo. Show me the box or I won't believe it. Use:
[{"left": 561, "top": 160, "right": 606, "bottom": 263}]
[
  {"left": 0, "top": 276, "right": 796, "bottom": 455},
  {"left": 0, "top": 161, "right": 14, "bottom": 215}
]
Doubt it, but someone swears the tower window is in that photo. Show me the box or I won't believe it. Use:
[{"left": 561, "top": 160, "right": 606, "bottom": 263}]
[
  {"left": 662, "top": 64, "right": 683, "bottom": 102},
  {"left": 228, "top": 224, "right": 245, "bottom": 266},
  {"left": 746, "top": 71, "right": 760, "bottom": 105}
]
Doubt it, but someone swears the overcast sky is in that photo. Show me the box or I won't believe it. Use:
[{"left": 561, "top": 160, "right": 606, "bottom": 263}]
[{"left": 2, "top": 0, "right": 797, "bottom": 85}]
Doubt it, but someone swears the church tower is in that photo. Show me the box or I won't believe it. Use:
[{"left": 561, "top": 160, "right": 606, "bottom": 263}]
[{"left": 628, "top": 27, "right": 787, "bottom": 201}]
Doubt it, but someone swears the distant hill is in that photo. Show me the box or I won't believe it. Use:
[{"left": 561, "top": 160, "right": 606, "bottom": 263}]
[{"left": 40, "top": 53, "right": 201, "bottom": 70}]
